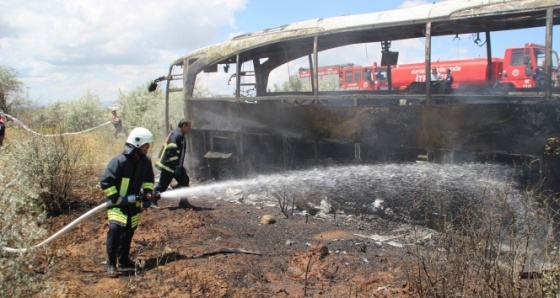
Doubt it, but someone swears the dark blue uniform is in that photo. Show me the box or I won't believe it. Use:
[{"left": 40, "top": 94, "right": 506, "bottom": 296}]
[
  {"left": 155, "top": 128, "right": 189, "bottom": 193},
  {"left": 100, "top": 144, "right": 154, "bottom": 268}
]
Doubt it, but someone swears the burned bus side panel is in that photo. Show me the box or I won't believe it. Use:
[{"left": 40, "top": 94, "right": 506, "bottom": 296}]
[{"left": 187, "top": 98, "right": 560, "bottom": 180}]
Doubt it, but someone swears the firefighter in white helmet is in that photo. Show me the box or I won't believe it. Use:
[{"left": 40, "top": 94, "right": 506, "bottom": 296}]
[{"left": 100, "top": 127, "right": 157, "bottom": 278}]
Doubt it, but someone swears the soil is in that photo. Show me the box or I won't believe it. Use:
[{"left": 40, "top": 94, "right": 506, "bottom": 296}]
[{"left": 31, "top": 193, "right": 425, "bottom": 298}]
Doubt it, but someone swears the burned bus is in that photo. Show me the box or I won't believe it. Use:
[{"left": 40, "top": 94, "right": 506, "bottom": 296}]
[{"left": 150, "top": 0, "right": 560, "bottom": 182}]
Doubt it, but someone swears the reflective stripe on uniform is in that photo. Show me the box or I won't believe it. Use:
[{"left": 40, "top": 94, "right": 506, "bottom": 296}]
[
  {"left": 119, "top": 177, "right": 130, "bottom": 197},
  {"left": 108, "top": 208, "right": 127, "bottom": 225},
  {"left": 156, "top": 141, "right": 180, "bottom": 171},
  {"left": 107, "top": 201, "right": 143, "bottom": 228},
  {"left": 156, "top": 161, "right": 173, "bottom": 173},
  {"left": 103, "top": 186, "right": 118, "bottom": 197},
  {"left": 142, "top": 182, "right": 154, "bottom": 190},
  {"left": 131, "top": 213, "right": 141, "bottom": 228}
]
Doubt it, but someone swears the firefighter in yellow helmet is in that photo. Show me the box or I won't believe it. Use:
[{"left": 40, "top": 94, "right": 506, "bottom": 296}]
[{"left": 100, "top": 127, "right": 156, "bottom": 278}]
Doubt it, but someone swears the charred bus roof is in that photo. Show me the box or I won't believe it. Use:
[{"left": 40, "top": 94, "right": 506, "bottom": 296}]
[{"left": 171, "top": 0, "right": 559, "bottom": 72}]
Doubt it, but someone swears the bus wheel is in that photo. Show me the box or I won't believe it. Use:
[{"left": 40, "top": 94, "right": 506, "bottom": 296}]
[{"left": 218, "top": 167, "right": 234, "bottom": 180}]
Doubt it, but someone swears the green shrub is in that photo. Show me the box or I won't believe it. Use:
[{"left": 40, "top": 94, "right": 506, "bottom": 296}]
[
  {"left": 0, "top": 142, "right": 48, "bottom": 297},
  {"left": 117, "top": 82, "right": 184, "bottom": 138},
  {"left": 16, "top": 135, "right": 97, "bottom": 214},
  {"left": 62, "top": 92, "right": 105, "bottom": 131}
]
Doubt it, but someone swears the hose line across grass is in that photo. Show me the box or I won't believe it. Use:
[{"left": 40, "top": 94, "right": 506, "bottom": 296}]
[
  {"left": 1, "top": 203, "right": 107, "bottom": 253},
  {"left": 4, "top": 113, "right": 111, "bottom": 137}
]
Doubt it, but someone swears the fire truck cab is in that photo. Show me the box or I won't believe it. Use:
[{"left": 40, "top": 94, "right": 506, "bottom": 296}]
[
  {"left": 340, "top": 63, "right": 389, "bottom": 91},
  {"left": 499, "top": 43, "right": 559, "bottom": 91}
]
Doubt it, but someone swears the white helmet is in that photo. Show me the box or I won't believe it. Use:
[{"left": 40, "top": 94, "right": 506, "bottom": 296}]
[{"left": 126, "top": 127, "right": 154, "bottom": 148}]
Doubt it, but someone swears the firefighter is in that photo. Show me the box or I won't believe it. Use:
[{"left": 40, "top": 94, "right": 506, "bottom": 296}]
[
  {"left": 111, "top": 108, "right": 123, "bottom": 138},
  {"left": 533, "top": 61, "right": 546, "bottom": 93},
  {"left": 154, "top": 119, "right": 192, "bottom": 208},
  {"left": 444, "top": 68, "right": 454, "bottom": 93},
  {"left": 430, "top": 68, "right": 442, "bottom": 81},
  {"left": 100, "top": 127, "right": 156, "bottom": 278}
]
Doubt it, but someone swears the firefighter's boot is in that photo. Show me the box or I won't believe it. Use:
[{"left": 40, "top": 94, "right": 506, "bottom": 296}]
[
  {"left": 107, "top": 255, "right": 118, "bottom": 278},
  {"left": 179, "top": 198, "right": 193, "bottom": 209},
  {"left": 118, "top": 256, "right": 136, "bottom": 271}
]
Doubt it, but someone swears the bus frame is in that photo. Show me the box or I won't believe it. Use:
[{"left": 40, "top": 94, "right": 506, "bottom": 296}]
[{"left": 151, "top": 0, "right": 560, "bottom": 182}]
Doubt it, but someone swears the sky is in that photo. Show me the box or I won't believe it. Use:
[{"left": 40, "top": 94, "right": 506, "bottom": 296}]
[{"left": 0, "top": 0, "right": 557, "bottom": 105}]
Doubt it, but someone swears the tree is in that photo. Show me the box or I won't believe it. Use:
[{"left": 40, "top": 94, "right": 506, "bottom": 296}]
[
  {"left": 117, "top": 81, "right": 184, "bottom": 137},
  {"left": 273, "top": 74, "right": 342, "bottom": 92},
  {"left": 62, "top": 91, "right": 105, "bottom": 131},
  {"left": 0, "top": 66, "right": 24, "bottom": 114}
]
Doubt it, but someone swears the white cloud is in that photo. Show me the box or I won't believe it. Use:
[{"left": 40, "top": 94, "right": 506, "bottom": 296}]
[{"left": 0, "top": 0, "right": 247, "bottom": 104}]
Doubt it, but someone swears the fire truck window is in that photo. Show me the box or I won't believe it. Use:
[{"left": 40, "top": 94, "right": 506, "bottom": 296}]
[
  {"left": 376, "top": 71, "right": 387, "bottom": 80},
  {"left": 345, "top": 71, "right": 353, "bottom": 83},
  {"left": 364, "top": 69, "right": 372, "bottom": 81},
  {"left": 552, "top": 53, "right": 560, "bottom": 70},
  {"left": 354, "top": 70, "right": 361, "bottom": 82},
  {"left": 510, "top": 49, "right": 525, "bottom": 66},
  {"left": 534, "top": 48, "right": 546, "bottom": 68}
]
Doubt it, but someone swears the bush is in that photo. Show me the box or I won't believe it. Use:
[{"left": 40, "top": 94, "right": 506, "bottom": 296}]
[
  {"left": 16, "top": 135, "right": 98, "bottom": 214},
  {"left": 62, "top": 92, "right": 105, "bottom": 131},
  {"left": 403, "top": 186, "right": 560, "bottom": 297},
  {"left": 0, "top": 141, "right": 48, "bottom": 297}
]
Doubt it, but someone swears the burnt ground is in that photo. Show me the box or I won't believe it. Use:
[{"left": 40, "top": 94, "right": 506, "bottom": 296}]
[{"left": 31, "top": 194, "right": 433, "bottom": 298}]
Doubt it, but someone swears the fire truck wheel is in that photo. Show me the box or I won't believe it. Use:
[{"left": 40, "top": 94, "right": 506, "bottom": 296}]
[{"left": 496, "top": 83, "right": 512, "bottom": 94}]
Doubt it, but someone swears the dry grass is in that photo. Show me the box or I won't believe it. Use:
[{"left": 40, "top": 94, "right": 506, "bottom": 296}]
[
  {"left": 0, "top": 124, "right": 125, "bottom": 296},
  {"left": 402, "top": 186, "right": 560, "bottom": 297}
]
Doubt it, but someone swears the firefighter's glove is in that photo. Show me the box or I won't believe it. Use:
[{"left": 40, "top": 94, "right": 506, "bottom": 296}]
[
  {"left": 174, "top": 166, "right": 182, "bottom": 177},
  {"left": 142, "top": 199, "right": 151, "bottom": 209},
  {"left": 146, "top": 192, "right": 161, "bottom": 208},
  {"left": 117, "top": 194, "right": 137, "bottom": 206}
]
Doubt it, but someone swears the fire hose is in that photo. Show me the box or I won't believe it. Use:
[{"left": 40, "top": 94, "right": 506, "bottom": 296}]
[
  {"left": 1, "top": 203, "right": 107, "bottom": 253},
  {"left": 3, "top": 113, "right": 112, "bottom": 137},
  {"left": 0, "top": 194, "right": 166, "bottom": 254}
]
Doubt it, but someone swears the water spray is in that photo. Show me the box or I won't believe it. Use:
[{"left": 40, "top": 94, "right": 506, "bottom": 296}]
[
  {"left": 1, "top": 163, "right": 523, "bottom": 254},
  {"left": 160, "top": 163, "right": 521, "bottom": 210}
]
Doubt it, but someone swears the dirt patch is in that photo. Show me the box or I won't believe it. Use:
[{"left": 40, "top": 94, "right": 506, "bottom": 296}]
[
  {"left": 32, "top": 197, "right": 417, "bottom": 297},
  {"left": 313, "top": 230, "right": 357, "bottom": 241}
]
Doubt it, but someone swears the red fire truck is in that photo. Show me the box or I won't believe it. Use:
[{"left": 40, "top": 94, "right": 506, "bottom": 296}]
[
  {"left": 300, "top": 43, "right": 559, "bottom": 92},
  {"left": 298, "top": 63, "right": 389, "bottom": 91},
  {"left": 391, "top": 43, "right": 559, "bottom": 92}
]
